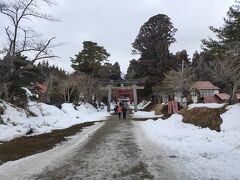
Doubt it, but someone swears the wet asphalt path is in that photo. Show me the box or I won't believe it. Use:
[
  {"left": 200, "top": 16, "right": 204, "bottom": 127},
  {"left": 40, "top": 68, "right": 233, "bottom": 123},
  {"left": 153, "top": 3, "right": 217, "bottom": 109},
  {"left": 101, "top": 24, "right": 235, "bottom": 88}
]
[{"left": 31, "top": 115, "right": 180, "bottom": 180}]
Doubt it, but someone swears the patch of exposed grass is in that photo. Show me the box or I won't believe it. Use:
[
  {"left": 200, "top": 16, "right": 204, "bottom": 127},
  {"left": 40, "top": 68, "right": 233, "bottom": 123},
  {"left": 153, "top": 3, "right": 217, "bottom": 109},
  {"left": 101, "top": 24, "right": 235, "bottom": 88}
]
[
  {"left": 0, "top": 121, "right": 101, "bottom": 164},
  {"left": 179, "top": 107, "right": 226, "bottom": 132}
]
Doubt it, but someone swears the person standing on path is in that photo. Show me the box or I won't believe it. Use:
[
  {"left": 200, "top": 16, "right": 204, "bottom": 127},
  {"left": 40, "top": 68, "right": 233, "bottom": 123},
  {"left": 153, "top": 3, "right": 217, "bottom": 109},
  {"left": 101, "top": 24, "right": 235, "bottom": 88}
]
[
  {"left": 117, "top": 103, "right": 122, "bottom": 119},
  {"left": 122, "top": 105, "right": 127, "bottom": 119}
]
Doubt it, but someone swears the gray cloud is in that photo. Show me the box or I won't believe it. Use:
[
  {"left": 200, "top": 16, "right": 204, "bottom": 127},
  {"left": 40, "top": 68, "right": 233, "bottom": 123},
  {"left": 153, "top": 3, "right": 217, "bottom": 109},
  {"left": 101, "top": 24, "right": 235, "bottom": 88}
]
[{"left": 0, "top": 0, "right": 236, "bottom": 73}]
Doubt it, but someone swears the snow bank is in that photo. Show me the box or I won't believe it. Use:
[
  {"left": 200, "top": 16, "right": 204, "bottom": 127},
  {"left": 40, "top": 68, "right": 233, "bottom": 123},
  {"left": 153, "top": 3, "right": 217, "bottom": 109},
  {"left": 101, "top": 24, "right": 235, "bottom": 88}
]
[
  {"left": 221, "top": 104, "right": 240, "bottom": 132},
  {"left": 138, "top": 101, "right": 151, "bottom": 110},
  {"left": 128, "top": 101, "right": 152, "bottom": 110},
  {"left": 0, "top": 101, "right": 110, "bottom": 142},
  {"left": 76, "top": 103, "right": 98, "bottom": 114},
  {"left": 29, "top": 102, "right": 66, "bottom": 117},
  {"left": 61, "top": 103, "right": 83, "bottom": 118},
  {"left": 188, "top": 103, "right": 225, "bottom": 110},
  {"left": 131, "top": 111, "right": 163, "bottom": 119},
  {"left": 137, "top": 105, "right": 240, "bottom": 179},
  {"left": 0, "top": 124, "right": 30, "bottom": 142}
]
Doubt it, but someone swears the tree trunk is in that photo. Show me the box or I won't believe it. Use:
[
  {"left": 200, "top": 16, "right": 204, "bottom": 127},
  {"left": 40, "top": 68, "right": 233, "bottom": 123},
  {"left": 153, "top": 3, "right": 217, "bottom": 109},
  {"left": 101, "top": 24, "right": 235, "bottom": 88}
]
[{"left": 230, "top": 83, "right": 237, "bottom": 105}]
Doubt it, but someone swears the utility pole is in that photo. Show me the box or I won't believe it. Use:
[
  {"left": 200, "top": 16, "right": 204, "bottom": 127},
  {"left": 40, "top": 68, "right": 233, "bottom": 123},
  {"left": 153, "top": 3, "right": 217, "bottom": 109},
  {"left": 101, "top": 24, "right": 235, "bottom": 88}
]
[{"left": 182, "top": 59, "right": 184, "bottom": 72}]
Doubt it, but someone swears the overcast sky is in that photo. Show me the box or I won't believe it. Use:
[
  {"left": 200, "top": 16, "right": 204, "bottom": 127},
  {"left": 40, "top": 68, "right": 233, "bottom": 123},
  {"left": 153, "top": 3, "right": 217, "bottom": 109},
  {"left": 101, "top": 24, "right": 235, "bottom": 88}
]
[{"left": 0, "top": 0, "right": 236, "bottom": 73}]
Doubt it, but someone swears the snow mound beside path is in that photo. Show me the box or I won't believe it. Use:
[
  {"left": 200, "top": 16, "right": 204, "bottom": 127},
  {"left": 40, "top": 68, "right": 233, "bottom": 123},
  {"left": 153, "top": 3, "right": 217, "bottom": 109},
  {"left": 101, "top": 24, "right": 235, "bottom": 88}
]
[
  {"left": 221, "top": 104, "right": 240, "bottom": 132},
  {"left": 137, "top": 104, "right": 240, "bottom": 179},
  {"left": 0, "top": 101, "right": 109, "bottom": 142}
]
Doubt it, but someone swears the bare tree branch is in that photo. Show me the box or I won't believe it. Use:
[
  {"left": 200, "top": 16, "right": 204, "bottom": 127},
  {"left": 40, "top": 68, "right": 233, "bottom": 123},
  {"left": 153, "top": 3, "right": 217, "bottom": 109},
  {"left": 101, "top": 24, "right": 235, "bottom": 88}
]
[
  {"left": 17, "top": 0, "right": 34, "bottom": 24},
  {"left": 0, "top": 0, "right": 59, "bottom": 83},
  {"left": 4, "top": 27, "right": 13, "bottom": 54},
  {"left": 34, "top": 55, "right": 59, "bottom": 61},
  {"left": 0, "top": 0, "right": 58, "bottom": 58},
  {"left": 32, "top": 37, "right": 55, "bottom": 63},
  {"left": 206, "top": 54, "right": 240, "bottom": 104}
]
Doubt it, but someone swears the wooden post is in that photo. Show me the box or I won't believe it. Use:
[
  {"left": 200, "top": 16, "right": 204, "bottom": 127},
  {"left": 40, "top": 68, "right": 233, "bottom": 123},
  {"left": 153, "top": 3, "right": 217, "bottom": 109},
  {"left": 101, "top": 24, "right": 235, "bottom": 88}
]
[
  {"left": 107, "top": 85, "right": 112, "bottom": 112},
  {"left": 133, "top": 84, "right": 138, "bottom": 112}
]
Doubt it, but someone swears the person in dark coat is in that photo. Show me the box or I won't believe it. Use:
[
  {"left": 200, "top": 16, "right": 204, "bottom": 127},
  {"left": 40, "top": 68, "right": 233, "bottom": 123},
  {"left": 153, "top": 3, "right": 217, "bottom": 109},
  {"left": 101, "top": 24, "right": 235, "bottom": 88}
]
[
  {"left": 114, "top": 104, "right": 118, "bottom": 114},
  {"left": 122, "top": 105, "right": 127, "bottom": 119}
]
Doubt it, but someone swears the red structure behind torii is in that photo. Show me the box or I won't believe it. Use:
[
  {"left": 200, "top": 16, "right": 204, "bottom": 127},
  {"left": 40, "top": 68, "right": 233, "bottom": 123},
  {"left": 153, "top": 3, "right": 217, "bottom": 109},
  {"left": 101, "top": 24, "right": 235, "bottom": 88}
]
[
  {"left": 102, "top": 79, "right": 145, "bottom": 112},
  {"left": 114, "top": 89, "right": 133, "bottom": 103}
]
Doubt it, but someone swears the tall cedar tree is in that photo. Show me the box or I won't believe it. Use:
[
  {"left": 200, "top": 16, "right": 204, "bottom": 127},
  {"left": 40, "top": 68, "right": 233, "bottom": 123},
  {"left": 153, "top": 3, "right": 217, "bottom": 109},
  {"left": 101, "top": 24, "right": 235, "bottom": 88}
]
[
  {"left": 132, "top": 14, "right": 177, "bottom": 59},
  {"left": 128, "top": 14, "right": 178, "bottom": 97},
  {"left": 71, "top": 41, "right": 110, "bottom": 77}
]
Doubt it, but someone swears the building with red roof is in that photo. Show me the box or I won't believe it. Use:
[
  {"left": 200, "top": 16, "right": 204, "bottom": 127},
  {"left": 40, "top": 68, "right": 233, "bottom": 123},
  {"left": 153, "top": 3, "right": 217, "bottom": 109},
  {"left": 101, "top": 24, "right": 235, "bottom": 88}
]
[
  {"left": 191, "top": 81, "right": 240, "bottom": 103},
  {"left": 192, "top": 81, "right": 220, "bottom": 97}
]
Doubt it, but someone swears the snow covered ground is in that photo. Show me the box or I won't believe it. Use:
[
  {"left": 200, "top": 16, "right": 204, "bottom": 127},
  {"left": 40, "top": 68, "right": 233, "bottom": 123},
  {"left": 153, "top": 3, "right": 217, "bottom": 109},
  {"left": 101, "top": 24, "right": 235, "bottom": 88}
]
[
  {"left": 0, "top": 122, "right": 105, "bottom": 180},
  {"left": 128, "top": 101, "right": 152, "bottom": 110},
  {"left": 131, "top": 111, "right": 163, "bottom": 119},
  {"left": 1, "top": 99, "right": 240, "bottom": 179},
  {"left": 188, "top": 103, "right": 225, "bottom": 110},
  {"left": 138, "top": 101, "right": 152, "bottom": 110},
  {"left": 137, "top": 104, "right": 240, "bottom": 179},
  {"left": 0, "top": 101, "right": 110, "bottom": 142}
]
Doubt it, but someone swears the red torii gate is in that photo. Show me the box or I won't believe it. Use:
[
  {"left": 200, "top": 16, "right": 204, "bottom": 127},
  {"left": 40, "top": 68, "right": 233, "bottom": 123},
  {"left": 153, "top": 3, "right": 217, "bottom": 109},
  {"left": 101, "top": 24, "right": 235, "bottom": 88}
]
[{"left": 102, "top": 81, "right": 144, "bottom": 112}]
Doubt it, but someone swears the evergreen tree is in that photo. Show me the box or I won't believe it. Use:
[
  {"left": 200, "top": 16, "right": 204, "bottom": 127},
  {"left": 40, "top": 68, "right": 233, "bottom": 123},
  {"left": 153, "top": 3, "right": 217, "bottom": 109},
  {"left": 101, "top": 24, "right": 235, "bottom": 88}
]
[
  {"left": 127, "top": 14, "right": 178, "bottom": 97},
  {"left": 132, "top": 14, "right": 177, "bottom": 59},
  {"left": 97, "top": 62, "right": 121, "bottom": 80},
  {"left": 125, "top": 59, "right": 138, "bottom": 79},
  {"left": 110, "top": 62, "right": 121, "bottom": 80},
  {"left": 167, "top": 50, "right": 190, "bottom": 71},
  {"left": 191, "top": 51, "right": 200, "bottom": 68},
  {"left": 71, "top": 41, "right": 110, "bottom": 76},
  {"left": 192, "top": 51, "right": 218, "bottom": 81},
  {"left": 202, "top": 2, "right": 240, "bottom": 56}
]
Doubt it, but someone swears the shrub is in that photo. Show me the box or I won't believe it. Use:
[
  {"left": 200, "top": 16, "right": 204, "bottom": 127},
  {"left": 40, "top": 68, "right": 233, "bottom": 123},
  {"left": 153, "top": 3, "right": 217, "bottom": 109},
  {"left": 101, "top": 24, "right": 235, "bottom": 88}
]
[
  {"left": 9, "top": 88, "right": 28, "bottom": 109},
  {"left": 0, "top": 118, "right": 4, "bottom": 124},
  {"left": 0, "top": 106, "right": 5, "bottom": 124},
  {"left": 0, "top": 106, "right": 4, "bottom": 115}
]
